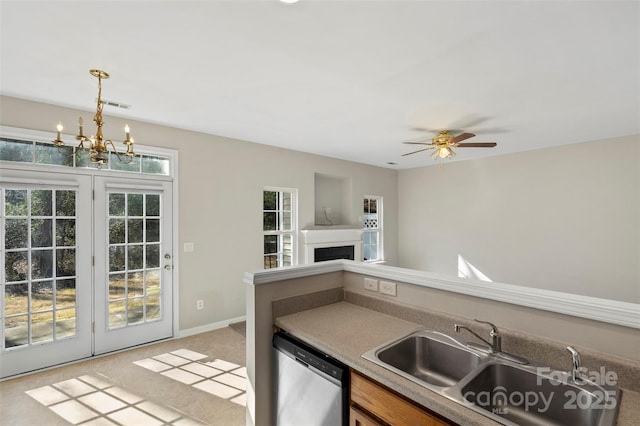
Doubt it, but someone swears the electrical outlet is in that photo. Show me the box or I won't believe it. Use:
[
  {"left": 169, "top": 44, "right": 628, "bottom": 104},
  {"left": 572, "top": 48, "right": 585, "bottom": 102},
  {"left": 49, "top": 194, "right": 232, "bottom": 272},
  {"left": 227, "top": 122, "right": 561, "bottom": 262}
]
[
  {"left": 379, "top": 281, "right": 397, "bottom": 296},
  {"left": 364, "top": 278, "right": 378, "bottom": 292},
  {"left": 196, "top": 299, "right": 204, "bottom": 310},
  {"left": 184, "top": 242, "right": 194, "bottom": 252}
]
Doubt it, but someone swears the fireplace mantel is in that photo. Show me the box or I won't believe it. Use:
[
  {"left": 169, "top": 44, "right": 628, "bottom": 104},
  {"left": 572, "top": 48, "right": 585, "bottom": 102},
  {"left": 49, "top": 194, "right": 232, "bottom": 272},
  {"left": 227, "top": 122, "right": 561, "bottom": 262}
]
[{"left": 301, "top": 227, "right": 363, "bottom": 263}]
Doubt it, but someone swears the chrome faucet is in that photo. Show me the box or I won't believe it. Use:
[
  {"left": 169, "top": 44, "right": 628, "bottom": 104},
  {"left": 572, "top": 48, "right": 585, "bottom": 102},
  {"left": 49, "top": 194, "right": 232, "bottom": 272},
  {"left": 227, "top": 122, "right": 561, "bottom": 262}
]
[
  {"left": 454, "top": 319, "right": 501, "bottom": 353},
  {"left": 567, "top": 346, "right": 585, "bottom": 383}
]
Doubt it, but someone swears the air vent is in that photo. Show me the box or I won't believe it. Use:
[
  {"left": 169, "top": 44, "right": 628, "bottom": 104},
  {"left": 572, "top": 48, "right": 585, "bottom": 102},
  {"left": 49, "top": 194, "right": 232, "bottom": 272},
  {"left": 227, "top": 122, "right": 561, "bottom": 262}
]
[{"left": 96, "top": 98, "right": 131, "bottom": 110}]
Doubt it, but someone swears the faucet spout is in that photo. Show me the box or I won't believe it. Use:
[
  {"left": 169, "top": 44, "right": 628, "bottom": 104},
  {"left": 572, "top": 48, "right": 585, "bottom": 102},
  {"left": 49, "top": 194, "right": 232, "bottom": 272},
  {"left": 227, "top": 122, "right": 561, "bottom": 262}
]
[
  {"left": 454, "top": 319, "right": 502, "bottom": 353},
  {"left": 454, "top": 324, "right": 494, "bottom": 351}
]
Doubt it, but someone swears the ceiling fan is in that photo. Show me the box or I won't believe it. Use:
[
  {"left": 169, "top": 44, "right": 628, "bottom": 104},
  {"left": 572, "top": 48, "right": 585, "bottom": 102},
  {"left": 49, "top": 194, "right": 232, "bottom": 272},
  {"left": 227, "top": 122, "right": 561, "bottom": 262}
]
[{"left": 402, "top": 130, "right": 497, "bottom": 160}]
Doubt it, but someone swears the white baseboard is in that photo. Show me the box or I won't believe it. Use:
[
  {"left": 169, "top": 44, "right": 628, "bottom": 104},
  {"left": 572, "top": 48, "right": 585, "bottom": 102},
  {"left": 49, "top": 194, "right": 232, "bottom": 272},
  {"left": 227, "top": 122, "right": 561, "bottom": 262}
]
[{"left": 178, "top": 315, "right": 247, "bottom": 339}]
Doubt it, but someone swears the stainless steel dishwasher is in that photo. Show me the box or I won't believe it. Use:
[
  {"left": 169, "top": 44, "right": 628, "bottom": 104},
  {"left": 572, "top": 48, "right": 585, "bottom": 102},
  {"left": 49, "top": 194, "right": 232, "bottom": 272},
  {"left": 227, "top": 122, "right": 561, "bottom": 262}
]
[{"left": 273, "top": 331, "right": 349, "bottom": 426}]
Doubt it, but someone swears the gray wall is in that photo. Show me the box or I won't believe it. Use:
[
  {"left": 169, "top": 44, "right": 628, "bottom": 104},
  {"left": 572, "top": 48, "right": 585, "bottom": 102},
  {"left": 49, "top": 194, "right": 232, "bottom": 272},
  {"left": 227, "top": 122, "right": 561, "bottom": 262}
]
[
  {"left": 3, "top": 94, "right": 638, "bottom": 330},
  {"left": 398, "top": 135, "right": 640, "bottom": 303},
  {"left": 0, "top": 95, "right": 399, "bottom": 333}
]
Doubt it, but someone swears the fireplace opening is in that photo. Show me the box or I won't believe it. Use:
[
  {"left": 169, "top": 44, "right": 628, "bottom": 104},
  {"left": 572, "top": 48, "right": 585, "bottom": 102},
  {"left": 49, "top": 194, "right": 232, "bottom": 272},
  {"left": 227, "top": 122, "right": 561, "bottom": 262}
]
[{"left": 314, "top": 245, "right": 355, "bottom": 262}]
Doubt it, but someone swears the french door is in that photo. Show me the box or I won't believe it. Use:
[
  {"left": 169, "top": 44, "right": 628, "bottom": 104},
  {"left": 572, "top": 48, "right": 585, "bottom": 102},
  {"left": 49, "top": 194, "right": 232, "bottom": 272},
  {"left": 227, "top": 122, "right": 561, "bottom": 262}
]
[
  {"left": 1, "top": 170, "right": 174, "bottom": 378},
  {"left": 0, "top": 170, "right": 92, "bottom": 377},
  {"left": 93, "top": 177, "right": 173, "bottom": 354}
]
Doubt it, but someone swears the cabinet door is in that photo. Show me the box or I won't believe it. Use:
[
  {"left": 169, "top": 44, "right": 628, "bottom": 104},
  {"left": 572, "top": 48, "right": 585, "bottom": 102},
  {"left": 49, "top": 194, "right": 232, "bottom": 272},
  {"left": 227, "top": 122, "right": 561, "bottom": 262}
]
[
  {"left": 350, "top": 371, "right": 451, "bottom": 426},
  {"left": 350, "top": 406, "right": 382, "bottom": 426}
]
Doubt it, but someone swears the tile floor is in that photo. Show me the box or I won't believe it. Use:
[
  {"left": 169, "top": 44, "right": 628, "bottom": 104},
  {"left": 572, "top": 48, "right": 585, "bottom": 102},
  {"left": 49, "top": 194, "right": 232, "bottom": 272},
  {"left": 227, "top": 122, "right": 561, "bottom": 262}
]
[{"left": 0, "top": 326, "right": 247, "bottom": 425}]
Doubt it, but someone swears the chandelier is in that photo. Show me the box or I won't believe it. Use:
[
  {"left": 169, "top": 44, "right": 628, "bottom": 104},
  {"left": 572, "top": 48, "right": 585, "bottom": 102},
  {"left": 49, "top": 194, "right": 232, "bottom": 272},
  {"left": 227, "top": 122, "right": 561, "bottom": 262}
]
[{"left": 53, "top": 69, "right": 135, "bottom": 166}]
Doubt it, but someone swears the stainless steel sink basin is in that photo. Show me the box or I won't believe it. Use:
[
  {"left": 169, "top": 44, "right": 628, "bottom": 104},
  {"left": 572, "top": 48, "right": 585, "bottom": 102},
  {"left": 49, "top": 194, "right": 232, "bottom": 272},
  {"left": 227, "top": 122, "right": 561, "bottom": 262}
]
[
  {"left": 362, "top": 329, "right": 621, "bottom": 426},
  {"left": 460, "top": 363, "right": 621, "bottom": 426},
  {"left": 362, "top": 330, "right": 485, "bottom": 388}
]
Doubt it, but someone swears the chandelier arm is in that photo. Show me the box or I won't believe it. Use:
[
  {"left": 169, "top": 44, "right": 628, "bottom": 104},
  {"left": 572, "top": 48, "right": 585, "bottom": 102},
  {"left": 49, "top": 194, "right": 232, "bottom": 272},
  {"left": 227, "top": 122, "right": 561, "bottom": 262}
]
[{"left": 105, "top": 140, "right": 134, "bottom": 164}]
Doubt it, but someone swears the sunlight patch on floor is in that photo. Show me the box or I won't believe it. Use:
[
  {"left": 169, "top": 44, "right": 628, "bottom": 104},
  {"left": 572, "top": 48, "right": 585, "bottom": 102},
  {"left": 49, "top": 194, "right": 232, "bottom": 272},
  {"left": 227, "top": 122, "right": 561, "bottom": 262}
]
[
  {"left": 134, "top": 348, "right": 247, "bottom": 407},
  {"left": 26, "top": 374, "right": 206, "bottom": 425}
]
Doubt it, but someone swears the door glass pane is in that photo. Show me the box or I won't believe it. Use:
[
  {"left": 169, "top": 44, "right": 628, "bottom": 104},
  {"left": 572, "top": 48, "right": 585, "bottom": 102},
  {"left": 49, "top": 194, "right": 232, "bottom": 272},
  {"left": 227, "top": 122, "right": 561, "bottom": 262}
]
[
  {"left": 5, "top": 251, "right": 28, "bottom": 282},
  {"left": 146, "top": 244, "right": 160, "bottom": 268},
  {"left": 56, "top": 279, "right": 76, "bottom": 308},
  {"left": 128, "top": 245, "right": 143, "bottom": 270},
  {"left": 56, "top": 219, "right": 76, "bottom": 246},
  {"left": 127, "top": 219, "right": 143, "bottom": 243},
  {"left": 109, "top": 193, "right": 126, "bottom": 216},
  {"left": 31, "top": 190, "right": 53, "bottom": 216},
  {"left": 109, "top": 219, "right": 125, "bottom": 244},
  {"left": 127, "top": 194, "right": 143, "bottom": 216},
  {"left": 31, "top": 219, "right": 53, "bottom": 247},
  {"left": 5, "top": 219, "right": 28, "bottom": 249},
  {"left": 5, "top": 315, "right": 28, "bottom": 348},
  {"left": 1, "top": 187, "right": 78, "bottom": 349},
  {"left": 109, "top": 273, "right": 126, "bottom": 300},
  {"left": 56, "top": 248, "right": 76, "bottom": 277},
  {"left": 32, "top": 281, "right": 54, "bottom": 311},
  {"left": 31, "top": 249, "right": 53, "bottom": 279},
  {"left": 145, "top": 194, "right": 160, "bottom": 216},
  {"left": 56, "top": 308, "right": 76, "bottom": 338},
  {"left": 109, "top": 246, "right": 125, "bottom": 272},
  {"left": 128, "top": 272, "right": 144, "bottom": 297},
  {"left": 56, "top": 190, "right": 76, "bottom": 216},
  {"left": 31, "top": 312, "right": 54, "bottom": 343},
  {"left": 107, "top": 191, "right": 163, "bottom": 329}
]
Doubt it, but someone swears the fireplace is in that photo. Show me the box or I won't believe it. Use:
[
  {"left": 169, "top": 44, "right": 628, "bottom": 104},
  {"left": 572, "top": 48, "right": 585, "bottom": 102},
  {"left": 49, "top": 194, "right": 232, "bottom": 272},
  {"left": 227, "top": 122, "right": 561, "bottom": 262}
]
[
  {"left": 301, "top": 227, "right": 363, "bottom": 264},
  {"left": 314, "top": 245, "right": 355, "bottom": 262}
]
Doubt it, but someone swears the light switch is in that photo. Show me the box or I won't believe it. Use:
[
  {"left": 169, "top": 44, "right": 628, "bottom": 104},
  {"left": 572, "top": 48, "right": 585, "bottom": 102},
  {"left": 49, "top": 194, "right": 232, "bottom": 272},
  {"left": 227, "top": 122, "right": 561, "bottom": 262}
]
[{"left": 184, "top": 242, "right": 194, "bottom": 252}]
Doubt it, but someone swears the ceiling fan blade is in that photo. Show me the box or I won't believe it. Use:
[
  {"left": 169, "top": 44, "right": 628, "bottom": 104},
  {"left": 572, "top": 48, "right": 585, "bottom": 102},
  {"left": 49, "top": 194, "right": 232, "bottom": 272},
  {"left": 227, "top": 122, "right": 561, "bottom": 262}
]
[
  {"left": 450, "top": 132, "right": 476, "bottom": 144},
  {"left": 456, "top": 142, "right": 497, "bottom": 148},
  {"left": 403, "top": 141, "right": 433, "bottom": 145},
  {"left": 401, "top": 147, "right": 435, "bottom": 156}
]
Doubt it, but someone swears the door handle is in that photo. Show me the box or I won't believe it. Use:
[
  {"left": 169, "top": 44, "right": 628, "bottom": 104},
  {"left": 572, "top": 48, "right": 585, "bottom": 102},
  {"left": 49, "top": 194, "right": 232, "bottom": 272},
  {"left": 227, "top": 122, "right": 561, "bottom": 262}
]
[{"left": 164, "top": 265, "right": 172, "bottom": 270}]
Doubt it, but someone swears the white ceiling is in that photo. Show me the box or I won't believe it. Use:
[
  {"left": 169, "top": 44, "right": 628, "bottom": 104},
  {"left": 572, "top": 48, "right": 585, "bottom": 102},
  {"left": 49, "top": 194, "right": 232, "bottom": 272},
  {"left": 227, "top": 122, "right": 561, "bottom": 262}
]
[{"left": 1, "top": 0, "right": 638, "bottom": 169}]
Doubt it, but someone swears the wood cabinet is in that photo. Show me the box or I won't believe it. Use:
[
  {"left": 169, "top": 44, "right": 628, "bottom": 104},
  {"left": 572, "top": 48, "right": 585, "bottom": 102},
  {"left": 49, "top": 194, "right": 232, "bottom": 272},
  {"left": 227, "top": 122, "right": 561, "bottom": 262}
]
[{"left": 350, "top": 370, "right": 452, "bottom": 426}]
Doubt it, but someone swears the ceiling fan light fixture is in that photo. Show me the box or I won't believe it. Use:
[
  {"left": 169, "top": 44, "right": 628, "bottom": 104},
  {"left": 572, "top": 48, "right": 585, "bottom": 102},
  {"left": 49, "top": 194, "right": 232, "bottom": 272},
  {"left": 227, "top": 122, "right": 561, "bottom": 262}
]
[{"left": 438, "top": 146, "right": 453, "bottom": 158}]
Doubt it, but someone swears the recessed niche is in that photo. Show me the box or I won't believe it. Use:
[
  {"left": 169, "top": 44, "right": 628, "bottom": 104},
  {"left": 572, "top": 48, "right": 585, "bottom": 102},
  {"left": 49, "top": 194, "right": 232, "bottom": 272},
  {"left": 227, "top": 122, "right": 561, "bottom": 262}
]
[{"left": 314, "top": 173, "right": 352, "bottom": 226}]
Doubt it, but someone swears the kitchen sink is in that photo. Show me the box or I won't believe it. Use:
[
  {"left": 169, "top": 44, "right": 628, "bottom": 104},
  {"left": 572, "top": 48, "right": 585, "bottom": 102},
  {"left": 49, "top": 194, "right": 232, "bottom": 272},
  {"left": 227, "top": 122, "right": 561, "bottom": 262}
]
[
  {"left": 362, "top": 330, "right": 485, "bottom": 389},
  {"left": 461, "top": 363, "right": 621, "bottom": 426},
  {"left": 362, "top": 329, "right": 621, "bottom": 426}
]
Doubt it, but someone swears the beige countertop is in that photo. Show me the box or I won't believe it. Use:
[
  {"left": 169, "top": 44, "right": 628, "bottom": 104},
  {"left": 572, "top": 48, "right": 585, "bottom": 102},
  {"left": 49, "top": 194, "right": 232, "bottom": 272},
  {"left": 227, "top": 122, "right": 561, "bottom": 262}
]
[{"left": 274, "top": 301, "right": 640, "bottom": 426}]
